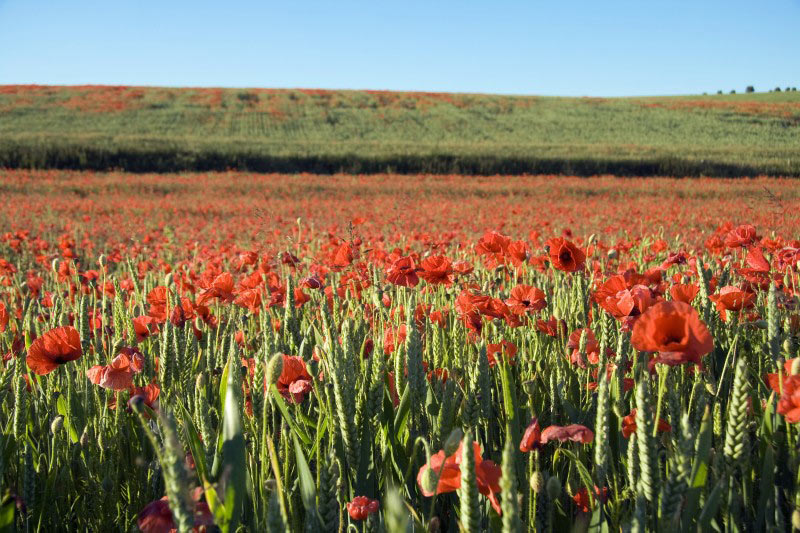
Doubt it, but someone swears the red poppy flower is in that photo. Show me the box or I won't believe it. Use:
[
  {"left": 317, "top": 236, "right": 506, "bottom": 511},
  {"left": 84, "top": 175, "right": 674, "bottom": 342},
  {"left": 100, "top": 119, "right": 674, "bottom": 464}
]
[
  {"left": 346, "top": 496, "right": 379, "bottom": 521},
  {"left": 385, "top": 256, "right": 419, "bottom": 288},
  {"left": 777, "top": 375, "right": 800, "bottom": 423},
  {"left": 631, "top": 301, "right": 713, "bottom": 367},
  {"left": 126, "top": 383, "right": 161, "bottom": 411},
  {"left": 709, "top": 286, "right": 755, "bottom": 320},
  {"left": 197, "top": 272, "right": 235, "bottom": 305},
  {"left": 506, "top": 284, "right": 546, "bottom": 315},
  {"left": 487, "top": 340, "right": 517, "bottom": 367},
  {"left": 573, "top": 486, "right": 609, "bottom": 513},
  {"left": 540, "top": 424, "right": 594, "bottom": 445},
  {"left": 765, "top": 358, "right": 796, "bottom": 393},
  {"left": 669, "top": 283, "right": 699, "bottom": 304},
  {"left": 27, "top": 326, "right": 82, "bottom": 375},
  {"left": 383, "top": 324, "right": 407, "bottom": 354},
  {"left": 621, "top": 408, "right": 671, "bottom": 439},
  {"left": 724, "top": 224, "right": 758, "bottom": 249},
  {"left": 275, "top": 355, "right": 313, "bottom": 403},
  {"left": 536, "top": 317, "right": 567, "bottom": 337},
  {"left": 133, "top": 315, "right": 159, "bottom": 342},
  {"left": 137, "top": 489, "right": 213, "bottom": 533},
  {"left": 86, "top": 347, "right": 144, "bottom": 391},
  {"left": 545, "top": 237, "right": 586, "bottom": 272},
  {"left": 416, "top": 440, "right": 502, "bottom": 515},
  {"left": 0, "top": 301, "right": 8, "bottom": 333},
  {"left": 146, "top": 286, "right": 170, "bottom": 322},
  {"left": 331, "top": 242, "right": 355, "bottom": 270},
  {"left": 566, "top": 329, "right": 601, "bottom": 368},
  {"left": 520, "top": 418, "right": 542, "bottom": 452},
  {"left": 418, "top": 255, "right": 454, "bottom": 286},
  {"left": 506, "top": 240, "right": 530, "bottom": 267}
]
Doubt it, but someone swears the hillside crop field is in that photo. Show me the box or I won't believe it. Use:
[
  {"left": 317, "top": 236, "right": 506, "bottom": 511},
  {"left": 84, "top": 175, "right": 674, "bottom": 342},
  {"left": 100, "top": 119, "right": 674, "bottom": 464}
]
[
  {"left": 1, "top": 85, "right": 800, "bottom": 176},
  {"left": 0, "top": 169, "right": 799, "bottom": 531}
]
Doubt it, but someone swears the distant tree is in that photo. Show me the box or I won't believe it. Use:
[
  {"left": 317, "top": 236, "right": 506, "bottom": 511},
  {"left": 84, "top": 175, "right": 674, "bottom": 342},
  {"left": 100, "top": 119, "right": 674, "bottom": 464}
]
[
  {"left": 730, "top": 89, "right": 736, "bottom": 94},
  {"left": 745, "top": 86, "right": 754, "bottom": 93},
  {"left": 786, "top": 87, "right": 791, "bottom": 92},
  {"left": 717, "top": 90, "right": 723, "bottom": 94},
  {"left": 775, "top": 87, "right": 782, "bottom": 92}
]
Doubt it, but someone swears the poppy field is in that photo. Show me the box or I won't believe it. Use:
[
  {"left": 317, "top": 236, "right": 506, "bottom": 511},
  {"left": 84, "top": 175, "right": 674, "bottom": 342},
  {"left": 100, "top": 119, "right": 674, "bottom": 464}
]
[
  {"left": 2, "top": 85, "right": 800, "bottom": 176},
  {"left": 1, "top": 169, "right": 800, "bottom": 532}
]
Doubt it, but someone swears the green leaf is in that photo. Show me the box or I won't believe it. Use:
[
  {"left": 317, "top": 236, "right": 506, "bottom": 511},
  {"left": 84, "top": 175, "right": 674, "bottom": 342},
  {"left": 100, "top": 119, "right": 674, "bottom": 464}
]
[
  {"left": 755, "top": 446, "right": 776, "bottom": 530},
  {"left": 393, "top": 385, "right": 411, "bottom": 443},
  {"left": 177, "top": 400, "right": 209, "bottom": 483},
  {"left": 292, "top": 433, "right": 319, "bottom": 522},
  {"left": 56, "top": 394, "right": 79, "bottom": 444},
  {"left": 697, "top": 477, "right": 726, "bottom": 531},
  {"left": 682, "top": 407, "right": 713, "bottom": 532},
  {"left": 269, "top": 385, "right": 312, "bottom": 446},
  {"left": 218, "top": 356, "right": 246, "bottom": 533},
  {"left": 0, "top": 496, "right": 15, "bottom": 533}
]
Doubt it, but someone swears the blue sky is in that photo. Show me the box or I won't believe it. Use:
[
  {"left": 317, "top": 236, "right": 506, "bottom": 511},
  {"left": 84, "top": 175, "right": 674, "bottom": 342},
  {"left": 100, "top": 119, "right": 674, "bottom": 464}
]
[{"left": 1, "top": 0, "right": 798, "bottom": 96}]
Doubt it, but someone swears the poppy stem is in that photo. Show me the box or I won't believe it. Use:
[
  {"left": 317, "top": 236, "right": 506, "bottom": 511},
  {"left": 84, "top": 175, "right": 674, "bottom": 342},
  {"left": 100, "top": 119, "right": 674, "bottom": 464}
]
[{"left": 652, "top": 366, "right": 667, "bottom": 438}]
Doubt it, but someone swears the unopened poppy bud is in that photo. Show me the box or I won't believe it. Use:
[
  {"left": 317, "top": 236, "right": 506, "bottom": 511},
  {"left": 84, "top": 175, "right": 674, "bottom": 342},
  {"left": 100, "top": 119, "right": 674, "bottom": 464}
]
[
  {"left": 80, "top": 428, "right": 90, "bottom": 447},
  {"left": 546, "top": 475, "right": 561, "bottom": 500},
  {"left": 705, "top": 383, "right": 716, "bottom": 395},
  {"left": 523, "top": 379, "right": 536, "bottom": 396},
  {"left": 194, "top": 317, "right": 204, "bottom": 332},
  {"left": 196, "top": 373, "right": 206, "bottom": 388},
  {"left": 791, "top": 358, "right": 800, "bottom": 376},
  {"left": 428, "top": 516, "right": 441, "bottom": 533},
  {"left": 265, "top": 353, "right": 284, "bottom": 387},
  {"left": 163, "top": 273, "right": 173, "bottom": 287},
  {"left": 530, "top": 470, "right": 544, "bottom": 493},
  {"left": 607, "top": 249, "right": 618, "bottom": 260},
  {"left": 785, "top": 338, "right": 795, "bottom": 358},
  {"left": 101, "top": 475, "right": 113, "bottom": 492},
  {"left": 265, "top": 479, "right": 278, "bottom": 491},
  {"left": 98, "top": 255, "right": 106, "bottom": 268},
  {"left": 443, "top": 428, "right": 463, "bottom": 456},
  {"left": 50, "top": 415, "right": 64, "bottom": 435},
  {"left": 752, "top": 320, "right": 768, "bottom": 329},
  {"left": 130, "top": 394, "right": 146, "bottom": 414},
  {"left": 420, "top": 465, "right": 440, "bottom": 494}
]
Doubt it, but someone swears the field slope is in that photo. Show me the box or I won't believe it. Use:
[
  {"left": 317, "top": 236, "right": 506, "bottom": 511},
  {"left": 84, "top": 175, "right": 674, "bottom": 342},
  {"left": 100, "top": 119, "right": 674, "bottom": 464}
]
[{"left": 1, "top": 85, "right": 799, "bottom": 176}]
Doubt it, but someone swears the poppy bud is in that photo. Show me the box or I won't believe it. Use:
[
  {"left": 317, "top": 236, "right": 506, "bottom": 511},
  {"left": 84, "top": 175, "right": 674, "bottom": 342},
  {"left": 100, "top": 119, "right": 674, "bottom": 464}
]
[
  {"left": 752, "top": 320, "right": 768, "bottom": 329},
  {"left": 546, "top": 475, "right": 561, "bottom": 500},
  {"left": 785, "top": 338, "right": 796, "bottom": 359},
  {"left": 705, "top": 383, "right": 716, "bottom": 395},
  {"left": 791, "top": 358, "right": 800, "bottom": 376},
  {"left": 80, "top": 428, "right": 90, "bottom": 447},
  {"left": 196, "top": 373, "right": 206, "bottom": 388},
  {"left": 523, "top": 379, "right": 537, "bottom": 396},
  {"left": 163, "top": 273, "right": 173, "bottom": 287},
  {"left": 419, "top": 465, "right": 440, "bottom": 494},
  {"left": 607, "top": 249, "right": 618, "bottom": 260},
  {"left": 98, "top": 255, "right": 106, "bottom": 268},
  {"left": 265, "top": 353, "right": 284, "bottom": 387},
  {"left": 428, "top": 516, "right": 441, "bottom": 533},
  {"left": 130, "top": 394, "right": 146, "bottom": 414},
  {"left": 530, "top": 471, "right": 544, "bottom": 493},
  {"left": 50, "top": 415, "right": 64, "bottom": 435},
  {"left": 443, "top": 428, "right": 463, "bottom": 456},
  {"left": 101, "top": 475, "right": 113, "bottom": 492}
]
